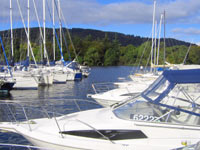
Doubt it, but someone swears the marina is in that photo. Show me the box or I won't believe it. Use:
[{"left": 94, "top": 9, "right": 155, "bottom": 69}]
[
  {"left": 0, "top": 66, "right": 200, "bottom": 150},
  {"left": 0, "top": 0, "right": 199, "bottom": 149},
  {"left": 0, "top": 66, "right": 133, "bottom": 149}
]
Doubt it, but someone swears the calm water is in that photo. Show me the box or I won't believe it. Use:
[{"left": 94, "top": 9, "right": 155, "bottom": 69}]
[{"left": 0, "top": 66, "right": 135, "bottom": 150}]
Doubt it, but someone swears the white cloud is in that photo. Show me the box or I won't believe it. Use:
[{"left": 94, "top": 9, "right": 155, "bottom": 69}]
[
  {"left": 172, "top": 28, "right": 200, "bottom": 35},
  {"left": 58, "top": 0, "right": 200, "bottom": 25},
  {"left": 0, "top": 0, "right": 199, "bottom": 28}
]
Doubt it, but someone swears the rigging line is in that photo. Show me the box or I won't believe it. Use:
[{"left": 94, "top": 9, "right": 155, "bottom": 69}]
[
  {"left": 59, "top": 7, "right": 76, "bottom": 60},
  {"left": 32, "top": 0, "right": 50, "bottom": 64},
  {"left": 144, "top": 49, "right": 152, "bottom": 72},
  {"left": 167, "top": 38, "right": 176, "bottom": 63},
  {"left": 46, "top": 0, "right": 64, "bottom": 62},
  {"left": 183, "top": 41, "right": 192, "bottom": 65},
  {"left": 62, "top": 28, "right": 71, "bottom": 61},
  {"left": 0, "top": 35, "right": 13, "bottom": 77},
  {"left": 135, "top": 35, "right": 151, "bottom": 73},
  {"left": 16, "top": 0, "right": 37, "bottom": 67},
  {"left": 53, "top": 0, "right": 73, "bottom": 61}
]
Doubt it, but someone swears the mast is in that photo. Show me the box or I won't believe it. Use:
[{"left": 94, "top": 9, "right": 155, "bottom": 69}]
[
  {"left": 27, "top": 0, "right": 30, "bottom": 65},
  {"left": 163, "top": 10, "right": 166, "bottom": 68},
  {"left": 10, "top": 0, "right": 14, "bottom": 66},
  {"left": 150, "top": 0, "right": 156, "bottom": 72},
  {"left": 58, "top": 0, "right": 63, "bottom": 59},
  {"left": 16, "top": 0, "right": 37, "bottom": 67},
  {"left": 157, "top": 14, "right": 163, "bottom": 66},
  {"left": 43, "top": 0, "right": 47, "bottom": 65},
  {"left": 52, "top": 0, "right": 55, "bottom": 62},
  {"left": 154, "top": 20, "right": 157, "bottom": 73}
]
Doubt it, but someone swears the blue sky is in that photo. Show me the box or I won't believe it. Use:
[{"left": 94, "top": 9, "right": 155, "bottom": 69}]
[{"left": 0, "top": 0, "right": 200, "bottom": 45}]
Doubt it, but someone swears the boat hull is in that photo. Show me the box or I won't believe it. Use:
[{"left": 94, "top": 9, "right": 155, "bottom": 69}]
[
  {"left": 0, "top": 82, "right": 15, "bottom": 92},
  {"left": 24, "top": 135, "right": 82, "bottom": 150},
  {"left": 13, "top": 76, "right": 38, "bottom": 90},
  {"left": 53, "top": 73, "right": 67, "bottom": 84}
]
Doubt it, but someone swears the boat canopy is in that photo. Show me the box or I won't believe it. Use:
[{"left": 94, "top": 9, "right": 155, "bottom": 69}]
[
  {"left": 140, "top": 69, "right": 200, "bottom": 116},
  {"left": 162, "top": 69, "right": 200, "bottom": 84},
  {"left": 142, "top": 69, "right": 200, "bottom": 103},
  {"left": 114, "top": 69, "right": 200, "bottom": 122}
]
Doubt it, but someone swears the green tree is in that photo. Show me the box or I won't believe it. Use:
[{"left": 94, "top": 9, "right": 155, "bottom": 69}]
[
  {"left": 84, "top": 46, "right": 101, "bottom": 66},
  {"left": 187, "top": 46, "right": 200, "bottom": 64},
  {"left": 104, "top": 40, "right": 120, "bottom": 66}
]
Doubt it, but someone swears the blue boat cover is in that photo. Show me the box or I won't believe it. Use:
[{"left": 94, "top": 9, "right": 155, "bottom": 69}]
[{"left": 163, "top": 69, "right": 200, "bottom": 84}]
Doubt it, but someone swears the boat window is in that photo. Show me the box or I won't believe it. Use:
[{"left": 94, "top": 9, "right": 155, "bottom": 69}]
[
  {"left": 113, "top": 100, "right": 165, "bottom": 122},
  {"left": 113, "top": 82, "right": 200, "bottom": 126},
  {"left": 60, "top": 130, "right": 147, "bottom": 140},
  {"left": 142, "top": 75, "right": 171, "bottom": 101}
]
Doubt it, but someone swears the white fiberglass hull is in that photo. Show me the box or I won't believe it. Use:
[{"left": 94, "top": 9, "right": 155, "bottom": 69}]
[
  {"left": 66, "top": 72, "right": 76, "bottom": 81},
  {"left": 53, "top": 73, "right": 67, "bottom": 83},
  {"left": 90, "top": 82, "right": 150, "bottom": 107},
  {"left": 24, "top": 135, "right": 178, "bottom": 150},
  {"left": 12, "top": 71, "right": 38, "bottom": 90},
  {"left": 23, "top": 135, "right": 82, "bottom": 150},
  {"left": 1, "top": 108, "right": 200, "bottom": 150},
  {"left": 13, "top": 76, "right": 38, "bottom": 90},
  {"left": 0, "top": 71, "right": 38, "bottom": 90},
  {"left": 35, "top": 74, "right": 54, "bottom": 86}
]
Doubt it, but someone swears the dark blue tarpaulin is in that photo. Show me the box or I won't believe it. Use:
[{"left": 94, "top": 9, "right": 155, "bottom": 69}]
[{"left": 163, "top": 69, "right": 200, "bottom": 84}]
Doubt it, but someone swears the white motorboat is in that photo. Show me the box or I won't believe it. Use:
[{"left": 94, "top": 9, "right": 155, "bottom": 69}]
[
  {"left": 89, "top": 65, "right": 200, "bottom": 107},
  {"left": 89, "top": 72, "right": 158, "bottom": 107},
  {"left": 0, "top": 69, "right": 200, "bottom": 150}
]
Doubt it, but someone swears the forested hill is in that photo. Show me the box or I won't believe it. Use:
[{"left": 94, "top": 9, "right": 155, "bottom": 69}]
[
  {"left": 69, "top": 28, "right": 191, "bottom": 47},
  {"left": 0, "top": 27, "right": 199, "bottom": 66},
  {"left": 0, "top": 27, "right": 191, "bottom": 47}
]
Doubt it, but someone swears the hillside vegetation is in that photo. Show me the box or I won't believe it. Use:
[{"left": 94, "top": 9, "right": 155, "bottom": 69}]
[{"left": 0, "top": 27, "right": 199, "bottom": 66}]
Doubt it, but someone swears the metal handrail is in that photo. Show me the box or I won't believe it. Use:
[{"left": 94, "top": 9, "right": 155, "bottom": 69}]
[
  {"left": 0, "top": 99, "right": 101, "bottom": 134},
  {"left": 91, "top": 82, "right": 119, "bottom": 94},
  {"left": 64, "top": 119, "right": 115, "bottom": 144}
]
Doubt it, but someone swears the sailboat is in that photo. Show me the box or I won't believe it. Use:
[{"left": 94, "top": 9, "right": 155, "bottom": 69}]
[
  {"left": 55, "top": 0, "right": 83, "bottom": 81},
  {"left": 0, "top": 36, "right": 15, "bottom": 92},
  {"left": 11, "top": 0, "right": 54, "bottom": 88}
]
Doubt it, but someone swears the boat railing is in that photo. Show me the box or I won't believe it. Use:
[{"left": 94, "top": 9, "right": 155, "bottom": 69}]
[
  {"left": 91, "top": 82, "right": 119, "bottom": 94},
  {"left": 63, "top": 119, "right": 115, "bottom": 144},
  {"left": 0, "top": 99, "right": 101, "bottom": 131},
  {"left": 0, "top": 102, "right": 61, "bottom": 126}
]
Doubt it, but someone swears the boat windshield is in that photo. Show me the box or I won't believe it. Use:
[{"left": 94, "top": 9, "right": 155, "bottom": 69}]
[{"left": 113, "top": 70, "right": 200, "bottom": 126}]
